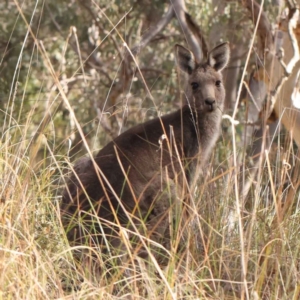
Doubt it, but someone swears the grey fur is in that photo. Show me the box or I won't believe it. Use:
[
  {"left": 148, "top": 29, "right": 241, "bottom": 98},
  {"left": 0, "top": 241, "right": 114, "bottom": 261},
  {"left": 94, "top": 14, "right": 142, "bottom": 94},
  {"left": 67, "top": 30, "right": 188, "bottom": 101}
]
[{"left": 61, "top": 42, "right": 230, "bottom": 262}]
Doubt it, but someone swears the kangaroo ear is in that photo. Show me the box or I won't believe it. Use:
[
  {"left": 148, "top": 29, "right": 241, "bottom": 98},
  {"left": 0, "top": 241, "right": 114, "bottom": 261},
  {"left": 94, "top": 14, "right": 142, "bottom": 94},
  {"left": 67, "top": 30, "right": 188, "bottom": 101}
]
[
  {"left": 174, "top": 44, "right": 196, "bottom": 75},
  {"left": 208, "top": 42, "right": 230, "bottom": 71}
]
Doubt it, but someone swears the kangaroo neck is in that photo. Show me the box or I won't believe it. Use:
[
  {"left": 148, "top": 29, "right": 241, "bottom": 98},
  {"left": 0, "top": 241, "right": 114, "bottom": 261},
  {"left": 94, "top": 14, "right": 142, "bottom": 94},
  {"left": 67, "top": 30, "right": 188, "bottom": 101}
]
[{"left": 181, "top": 104, "right": 222, "bottom": 161}]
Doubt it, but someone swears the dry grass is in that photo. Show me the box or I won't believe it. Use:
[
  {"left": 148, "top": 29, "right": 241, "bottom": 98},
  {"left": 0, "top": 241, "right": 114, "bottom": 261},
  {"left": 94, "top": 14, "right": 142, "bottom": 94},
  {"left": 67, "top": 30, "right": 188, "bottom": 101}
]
[
  {"left": 1, "top": 1, "right": 300, "bottom": 299},
  {"left": 1, "top": 109, "right": 300, "bottom": 299}
]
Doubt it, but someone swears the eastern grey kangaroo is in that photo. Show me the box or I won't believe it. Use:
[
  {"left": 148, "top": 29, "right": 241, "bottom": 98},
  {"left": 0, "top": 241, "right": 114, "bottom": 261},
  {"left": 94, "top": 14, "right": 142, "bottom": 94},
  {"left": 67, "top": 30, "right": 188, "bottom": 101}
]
[{"left": 62, "top": 42, "right": 230, "bottom": 262}]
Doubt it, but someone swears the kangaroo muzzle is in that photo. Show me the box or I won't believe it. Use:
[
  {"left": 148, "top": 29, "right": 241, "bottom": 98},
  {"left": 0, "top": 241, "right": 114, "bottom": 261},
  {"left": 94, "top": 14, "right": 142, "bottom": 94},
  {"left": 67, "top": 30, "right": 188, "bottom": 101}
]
[{"left": 204, "top": 98, "right": 216, "bottom": 111}]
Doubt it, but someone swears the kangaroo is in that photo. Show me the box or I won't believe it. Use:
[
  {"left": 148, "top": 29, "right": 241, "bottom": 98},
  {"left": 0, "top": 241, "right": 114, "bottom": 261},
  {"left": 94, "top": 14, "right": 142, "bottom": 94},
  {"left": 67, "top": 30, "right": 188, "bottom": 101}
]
[{"left": 61, "top": 42, "right": 230, "bottom": 262}]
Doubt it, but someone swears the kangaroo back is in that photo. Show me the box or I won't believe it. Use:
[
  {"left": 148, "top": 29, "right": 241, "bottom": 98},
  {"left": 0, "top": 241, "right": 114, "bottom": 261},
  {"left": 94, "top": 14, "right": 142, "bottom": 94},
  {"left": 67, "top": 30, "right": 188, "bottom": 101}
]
[{"left": 61, "top": 42, "right": 230, "bottom": 260}]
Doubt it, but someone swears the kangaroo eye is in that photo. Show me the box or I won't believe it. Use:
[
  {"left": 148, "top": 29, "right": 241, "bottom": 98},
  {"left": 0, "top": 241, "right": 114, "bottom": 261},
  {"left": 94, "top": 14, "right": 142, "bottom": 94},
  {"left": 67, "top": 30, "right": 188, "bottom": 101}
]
[
  {"left": 191, "top": 82, "right": 199, "bottom": 90},
  {"left": 215, "top": 80, "right": 221, "bottom": 87}
]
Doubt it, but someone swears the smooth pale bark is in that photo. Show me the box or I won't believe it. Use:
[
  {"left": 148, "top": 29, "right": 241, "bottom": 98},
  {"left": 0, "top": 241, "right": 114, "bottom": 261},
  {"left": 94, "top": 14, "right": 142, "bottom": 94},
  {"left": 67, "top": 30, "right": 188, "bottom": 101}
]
[{"left": 243, "top": 1, "right": 300, "bottom": 150}]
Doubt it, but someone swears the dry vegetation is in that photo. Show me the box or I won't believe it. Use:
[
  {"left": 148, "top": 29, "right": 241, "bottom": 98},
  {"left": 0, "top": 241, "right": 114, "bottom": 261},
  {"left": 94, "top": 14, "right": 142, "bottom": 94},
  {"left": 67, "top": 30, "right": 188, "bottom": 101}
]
[{"left": 1, "top": 0, "right": 300, "bottom": 299}]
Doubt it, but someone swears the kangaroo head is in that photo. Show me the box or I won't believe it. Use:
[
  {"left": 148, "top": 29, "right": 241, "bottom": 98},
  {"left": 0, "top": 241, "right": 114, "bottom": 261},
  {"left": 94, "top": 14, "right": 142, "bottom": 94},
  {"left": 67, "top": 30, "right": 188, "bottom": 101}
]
[{"left": 175, "top": 42, "right": 230, "bottom": 113}]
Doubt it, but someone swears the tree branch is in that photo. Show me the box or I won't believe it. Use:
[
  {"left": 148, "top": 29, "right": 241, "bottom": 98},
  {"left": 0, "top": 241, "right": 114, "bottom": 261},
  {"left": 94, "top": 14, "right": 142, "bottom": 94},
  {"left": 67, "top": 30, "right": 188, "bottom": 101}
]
[{"left": 129, "top": 4, "right": 175, "bottom": 57}]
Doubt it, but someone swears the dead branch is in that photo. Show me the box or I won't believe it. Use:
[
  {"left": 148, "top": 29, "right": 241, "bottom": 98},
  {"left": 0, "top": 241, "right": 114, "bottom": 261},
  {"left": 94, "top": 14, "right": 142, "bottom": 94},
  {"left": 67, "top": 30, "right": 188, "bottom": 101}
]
[
  {"left": 129, "top": 4, "right": 174, "bottom": 57},
  {"left": 130, "top": 0, "right": 207, "bottom": 62}
]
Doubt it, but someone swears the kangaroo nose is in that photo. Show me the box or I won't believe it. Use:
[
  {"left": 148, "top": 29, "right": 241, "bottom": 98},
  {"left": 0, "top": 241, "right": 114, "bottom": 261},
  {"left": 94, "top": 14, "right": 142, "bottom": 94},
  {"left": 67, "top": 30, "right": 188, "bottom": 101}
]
[{"left": 205, "top": 98, "right": 216, "bottom": 111}]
